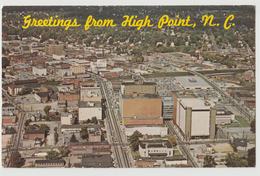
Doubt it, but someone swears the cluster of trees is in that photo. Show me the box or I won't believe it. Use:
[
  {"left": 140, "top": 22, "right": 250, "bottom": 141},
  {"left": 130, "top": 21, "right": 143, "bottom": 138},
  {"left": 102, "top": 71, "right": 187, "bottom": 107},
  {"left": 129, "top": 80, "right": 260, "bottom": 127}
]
[
  {"left": 5, "top": 127, "right": 16, "bottom": 134},
  {"left": 82, "top": 117, "right": 98, "bottom": 124},
  {"left": 46, "top": 147, "right": 70, "bottom": 160},
  {"left": 43, "top": 106, "right": 60, "bottom": 121},
  {"left": 9, "top": 151, "right": 25, "bottom": 168},
  {"left": 129, "top": 131, "right": 143, "bottom": 151},
  {"left": 54, "top": 127, "right": 59, "bottom": 144},
  {"left": 80, "top": 127, "right": 89, "bottom": 140},
  {"left": 39, "top": 124, "right": 50, "bottom": 135},
  {"left": 2, "top": 56, "right": 10, "bottom": 69},
  {"left": 202, "top": 52, "right": 237, "bottom": 68},
  {"left": 167, "top": 135, "right": 177, "bottom": 146},
  {"left": 203, "top": 155, "right": 216, "bottom": 167},
  {"left": 225, "top": 153, "right": 248, "bottom": 167},
  {"left": 247, "top": 147, "right": 255, "bottom": 167},
  {"left": 46, "top": 150, "right": 61, "bottom": 160},
  {"left": 44, "top": 105, "right": 52, "bottom": 121},
  {"left": 203, "top": 150, "right": 256, "bottom": 168},
  {"left": 130, "top": 56, "right": 144, "bottom": 63}
]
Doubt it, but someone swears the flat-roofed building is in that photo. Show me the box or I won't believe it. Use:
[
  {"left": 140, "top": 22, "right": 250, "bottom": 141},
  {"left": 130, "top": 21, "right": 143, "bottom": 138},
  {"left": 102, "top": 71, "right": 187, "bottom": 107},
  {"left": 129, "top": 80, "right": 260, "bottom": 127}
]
[
  {"left": 175, "top": 76, "right": 212, "bottom": 90},
  {"left": 70, "top": 64, "right": 86, "bottom": 75},
  {"left": 119, "top": 94, "right": 162, "bottom": 119},
  {"left": 2, "top": 102, "right": 16, "bottom": 116},
  {"left": 119, "top": 81, "right": 166, "bottom": 136},
  {"left": 32, "top": 66, "right": 47, "bottom": 76},
  {"left": 61, "top": 113, "right": 74, "bottom": 125},
  {"left": 2, "top": 115, "right": 16, "bottom": 126},
  {"left": 165, "top": 156, "right": 188, "bottom": 167},
  {"left": 121, "top": 81, "right": 157, "bottom": 96},
  {"left": 80, "top": 154, "right": 113, "bottom": 168},
  {"left": 78, "top": 101, "right": 102, "bottom": 122},
  {"left": 125, "top": 124, "right": 168, "bottom": 136},
  {"left": 57, "top": 83, "right": 74, "bottom": 92},
  {"left": 2, "top": 134, "right": 12, "bottom": 149},
  {"left": 216, "top": 107, "right": 235, "bottom": 125},
  {"left": 68, "top": 141, "right": 111, "bottom": 157},
  {"left": 176, "top": 98, "right": 216, "bottom": 140},
  {"left": 139, "top": 139, "right": 174, "bottom": 158},
  {"left": 45, "top": 44, "right": 64, "bottom": 56},
  {"left": 80, "top": 86, "right": 102, "bottom": 102},
  {"left": 123, "top": 117, "right": 163, "bottom": 126},
  {"left": 57, "top": 67, "right": 72, "bottom": 77}
]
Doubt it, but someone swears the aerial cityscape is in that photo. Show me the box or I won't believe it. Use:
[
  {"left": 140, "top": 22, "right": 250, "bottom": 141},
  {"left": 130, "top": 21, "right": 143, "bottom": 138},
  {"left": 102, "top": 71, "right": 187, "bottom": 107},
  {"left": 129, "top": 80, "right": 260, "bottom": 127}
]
[{"left": 2, "top": 6, "right": 255, "bottom": 168}]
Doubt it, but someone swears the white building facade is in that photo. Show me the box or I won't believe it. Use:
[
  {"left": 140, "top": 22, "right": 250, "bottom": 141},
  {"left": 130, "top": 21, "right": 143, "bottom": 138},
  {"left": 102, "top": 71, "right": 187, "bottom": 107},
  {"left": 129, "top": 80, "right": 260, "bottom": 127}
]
[
  {"left": 176, "top": 98, "right": 216, "bottom": 140},
  {"left": 125, "top": 126, "right": 168, "bottom": 136}
]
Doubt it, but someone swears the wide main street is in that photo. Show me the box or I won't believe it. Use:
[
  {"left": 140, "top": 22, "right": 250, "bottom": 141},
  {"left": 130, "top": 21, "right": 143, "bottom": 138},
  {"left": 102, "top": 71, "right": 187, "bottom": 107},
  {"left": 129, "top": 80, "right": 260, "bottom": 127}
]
[
  {"left": 2, "top": 89, "right": 27, "bottom": 167},
  {"left": 97, "top": 75, "right": 132, "bottom": 168}
]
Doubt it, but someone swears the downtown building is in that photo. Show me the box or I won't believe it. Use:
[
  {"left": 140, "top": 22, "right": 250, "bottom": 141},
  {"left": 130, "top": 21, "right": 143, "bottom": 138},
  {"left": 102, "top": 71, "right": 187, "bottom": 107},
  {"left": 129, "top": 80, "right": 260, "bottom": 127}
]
[
  {"left": 45, "top": 44, "right": 64, "bottom": 56},
  {"left": 175, "top": 97, "right": 216, "bottom": 140},
  {"left": 119, "top": 81, "right": 167, "bottom": 136}
]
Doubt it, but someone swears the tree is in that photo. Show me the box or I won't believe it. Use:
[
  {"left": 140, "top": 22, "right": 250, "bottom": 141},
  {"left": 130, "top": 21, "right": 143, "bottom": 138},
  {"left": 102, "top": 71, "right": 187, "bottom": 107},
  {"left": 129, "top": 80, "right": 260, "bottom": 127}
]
[
  {"left": 5, "top": 127, "right": 16, "bottom": 134},
  {"left": 25, "top": 119, "right": 32, "bottom": 127},
  {"left": 91, "top": 117, "right": 98, "bottom": 124},
  {"left": 59, "top": 147, "right": 70, "bottom": 157},
  {"left": 248, "top": 147, "right": 255, "bottom": 167},
  {"left": 129, "top": 131, "right": 143, "bottom": 151},
  {"left": 168, "top": 135, "right": 177, "bottom": 146},
  {"left": 54, "top": 127, "right": 59, "bottom": 144},
  {"left": 131, "top": 56, "right": 144, "bottom": 63},
  {"left": 70, "top": 133, "right": 79, "bottom": 143},
  {"left": 46, "top": 150, "right": 60, "bottom": 160},
  {"left": 80, "top": 127, "right": 89, "bottom": 140},
  {"left": 44, "top": 105, "right": 51, "bottom": 117},
  {"left": 204, "top": 155, "right": 216, "bottom": 167},
  {"left": 9, "top": 151, "right": 25, "bottom": 168},
  {"left": 2, "top": 57, "right": 10, "bottom": 69},
  {"left": 39, "top": 124, "right": 50, "bottom": 136},
  {"left": 225, "top": 153, "right": 248, "bottom": 167},
  {"left": 250, "top": 119, "right": 255, "bottom": 133},
  {"left": 39, "top": 124, "right": 50, "bottom": 132},
  {"left": 64, "top": 100, "right": 68, "bottom": 112}
]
